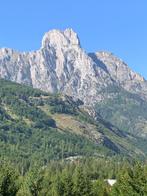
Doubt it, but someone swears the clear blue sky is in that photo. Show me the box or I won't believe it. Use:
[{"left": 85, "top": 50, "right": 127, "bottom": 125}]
[{"left": 0, "top": 0, "right": 147, "bottom": 78}]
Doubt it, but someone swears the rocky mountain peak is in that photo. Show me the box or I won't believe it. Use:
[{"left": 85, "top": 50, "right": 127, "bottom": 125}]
[
  {"left": 0, "top": 48, "right": 15, "bottom": 56},
  {"left": 94, "top": 51, "right": 145, "bottom": 83},
  {"left": 41, "top": 28, "right": 80, "bottom": 49},
  {"left": 0, "top": 28, "right": 147, "bottom": 104}
]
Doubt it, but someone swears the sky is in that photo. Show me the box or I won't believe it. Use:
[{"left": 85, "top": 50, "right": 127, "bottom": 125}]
[{"left": 0, "top": 0, "right": 147, "bottom": 78}]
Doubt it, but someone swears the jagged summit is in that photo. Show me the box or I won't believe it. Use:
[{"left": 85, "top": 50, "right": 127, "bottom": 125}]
[
  {"left": 94, "top": 51, "right": 145, "bottom": 82},
  {"left": 41, "top": 28, "right": 80, "bottom": 49},
  {"left": 0, "top": 28, "right": 146, "bottom": 103},
  {"left": 0, "top": 48, "right": 16, "bottom": 56}
]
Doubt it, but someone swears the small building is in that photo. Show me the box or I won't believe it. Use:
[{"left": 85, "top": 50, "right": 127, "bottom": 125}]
[{"left": 105, "top": 179, "right": 117, "bottom": 186}]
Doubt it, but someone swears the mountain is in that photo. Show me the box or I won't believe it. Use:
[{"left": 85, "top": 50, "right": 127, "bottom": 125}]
[
  {"left": 0, "top": 28, "right": 147, "bottom": 139},
  {"left": 1, "top": 79, "right": 145, "bottom": 169}
]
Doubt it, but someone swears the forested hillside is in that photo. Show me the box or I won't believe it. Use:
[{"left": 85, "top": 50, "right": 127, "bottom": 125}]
[
  {"left": 96, "top": 85, "right": 147, "bottom": 138},
  {"left": 0, "top": 79, "right": 145, "bottom": 171},
  {"left": 1, "top": 158, "right": 147, "bottom": 195}
]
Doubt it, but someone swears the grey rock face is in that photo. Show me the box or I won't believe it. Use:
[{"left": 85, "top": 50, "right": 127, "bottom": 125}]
[
  {"left": 0, "top": 28, "right": 147, "bottom": 105},
  {"left": 90, "top": 52, "right": 147, "bottom": 99}
]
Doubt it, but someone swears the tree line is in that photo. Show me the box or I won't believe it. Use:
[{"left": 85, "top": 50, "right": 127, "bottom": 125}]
[{"left": 0, "top": 158, "right": 147, "bottom": 196}]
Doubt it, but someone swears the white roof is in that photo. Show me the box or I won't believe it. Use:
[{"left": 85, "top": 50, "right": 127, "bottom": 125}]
[{"left": 106, "top": 179, "right": 117, "bottom": 186}]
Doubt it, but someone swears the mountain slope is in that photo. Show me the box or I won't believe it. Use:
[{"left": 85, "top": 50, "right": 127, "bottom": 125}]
[
  {"left": 89, "top": 51, "right": 147, "bottom": 99},
  {"left": 0, "top": 79, "right": 145, "bottom": 169},
  {"left": 89, "top": 52, "right": 147, "bottom": 138},
  {"left": 0, "top": 28, "right": 147, "bottom": 138}
]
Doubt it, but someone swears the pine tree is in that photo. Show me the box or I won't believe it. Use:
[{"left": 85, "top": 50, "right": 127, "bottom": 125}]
[
  {"left": 61, "top": 169, "right": 73, "bottom": 196},
  {"left": 25, "top": 167, "right": 44, "bottom": 196},
  {"left": 0, "top": 164, "right": 19, "bottom": 196},
  {"left": 111, "top": 163, "right": 147, "bottom": 196},
  {"left": 73, "top": 166, "right": 92, "bottom": 196},
  {"left": 92, "top": 180, "right": 109, "bottom": 196}
]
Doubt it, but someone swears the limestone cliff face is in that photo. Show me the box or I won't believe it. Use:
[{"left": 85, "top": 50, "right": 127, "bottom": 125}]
[
  {"left": 0, "top": 28, "right": 147, "bottom": 105},
  {"left": 90, "top": 51, "right": 147, "bottom": 98}
]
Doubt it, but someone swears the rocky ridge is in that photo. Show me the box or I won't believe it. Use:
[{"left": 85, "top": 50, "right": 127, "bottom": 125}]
[{"left": 0, "top": 29, "right": 146, "bottom": 105}]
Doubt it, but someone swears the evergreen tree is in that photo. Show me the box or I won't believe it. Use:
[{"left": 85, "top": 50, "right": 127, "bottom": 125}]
[
  {"left": 61, "top": 169, "right": 73, "bottom": 196},
  {"left": 51, "top": 174, "right": 64, "bottom": 196},
  {"left": 73, "top": 166, "right": 92, "bottom": 196},
  {"left": 25, "top": 167, "right": 44, "bottom": 196},
  {"left": 92, "top": 180, "right": 109, "bottom": 196},
  {"left": 111, "top": 163, "right": 147, "bottom": 196},
  {"left": 0, "top": 164, "right": 19, "bottom": 196}
]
